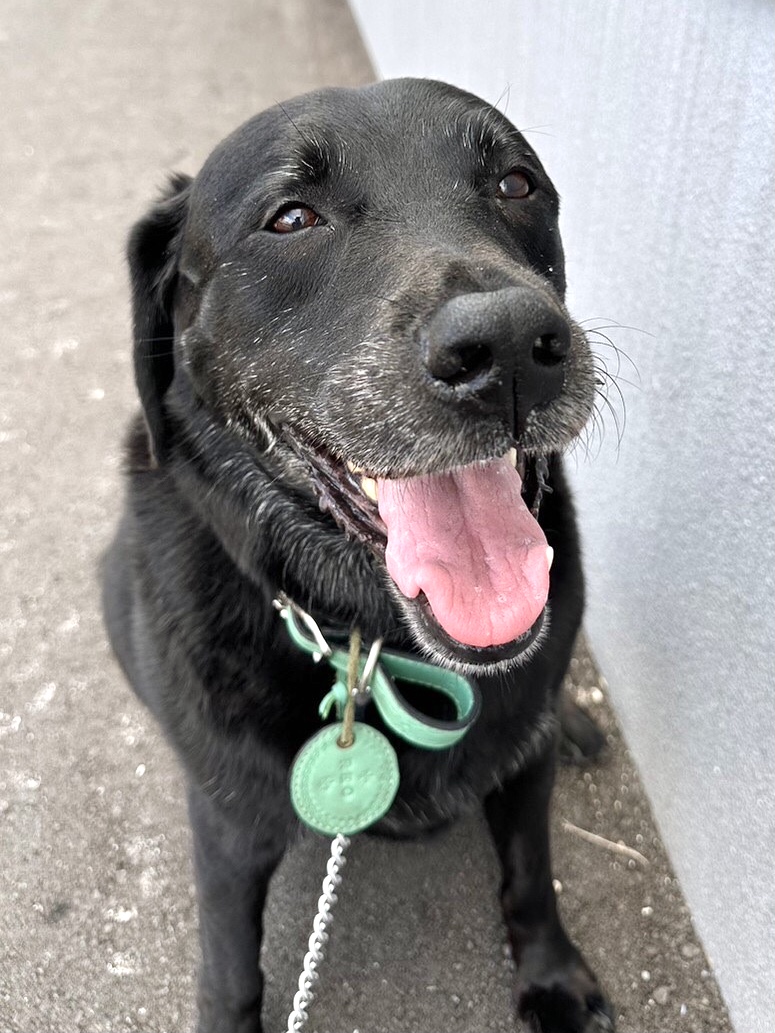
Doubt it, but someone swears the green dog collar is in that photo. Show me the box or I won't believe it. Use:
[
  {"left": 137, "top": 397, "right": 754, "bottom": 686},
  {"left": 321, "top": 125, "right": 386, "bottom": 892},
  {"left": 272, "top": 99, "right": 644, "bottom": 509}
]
[{"left": 276, "top": 596, "right": 480, "bottom": 750}]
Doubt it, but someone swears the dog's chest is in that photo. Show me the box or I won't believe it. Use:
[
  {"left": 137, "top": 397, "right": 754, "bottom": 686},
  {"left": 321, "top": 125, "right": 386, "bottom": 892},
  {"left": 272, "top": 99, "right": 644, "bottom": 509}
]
[
  {"left": 236, "top": 646, "right": 557, "bottom": 836},
  {"left": 371, "top": 693, "right": 557, "bottom": 836}
]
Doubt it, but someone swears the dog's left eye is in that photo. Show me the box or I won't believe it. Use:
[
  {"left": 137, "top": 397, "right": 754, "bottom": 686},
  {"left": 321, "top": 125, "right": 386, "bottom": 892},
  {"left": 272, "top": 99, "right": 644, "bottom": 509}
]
[
  {"left": 266, "top": 205, "right": 324, "bottom": 234},
  {"left": 497, "top": 170, "right": 533, "bottom": 199}
]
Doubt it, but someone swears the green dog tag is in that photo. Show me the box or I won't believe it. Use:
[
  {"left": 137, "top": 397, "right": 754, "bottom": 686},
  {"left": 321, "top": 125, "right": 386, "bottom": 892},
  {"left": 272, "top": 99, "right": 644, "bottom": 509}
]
[{"left": 290, "top": 722, "right": 400, "bottom": 836}]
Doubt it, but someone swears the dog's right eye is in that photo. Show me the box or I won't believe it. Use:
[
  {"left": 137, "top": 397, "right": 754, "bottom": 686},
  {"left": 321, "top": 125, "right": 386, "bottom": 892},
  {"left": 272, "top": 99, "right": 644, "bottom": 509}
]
[
  {"left": 266, "top": 205, "right": 324, "bottom": 234},
  {"left": 497, "top": 170, "right": 533, "bottom": 199}
]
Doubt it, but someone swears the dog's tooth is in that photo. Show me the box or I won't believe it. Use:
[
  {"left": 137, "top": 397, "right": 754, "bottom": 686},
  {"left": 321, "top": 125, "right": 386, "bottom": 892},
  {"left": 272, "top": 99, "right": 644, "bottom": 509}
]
[
  {"left": 546, "top": 546, "right": 554, "bottom": 571},
  {"left": 507, "top": 447, "right": 518, "bottom": 468},
  {"left": 360, "top": 476, "right": 379, "bottom": 503},
  {"left": 346, "top": 460, "right": 362, "bottom": 475}
]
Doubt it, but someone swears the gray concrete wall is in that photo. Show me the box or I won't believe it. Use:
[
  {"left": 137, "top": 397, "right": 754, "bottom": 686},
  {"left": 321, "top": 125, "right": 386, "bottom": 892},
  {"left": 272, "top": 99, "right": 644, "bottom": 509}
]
[{"left": 349, "top": 3, "right": 775, "bottom": 1032}]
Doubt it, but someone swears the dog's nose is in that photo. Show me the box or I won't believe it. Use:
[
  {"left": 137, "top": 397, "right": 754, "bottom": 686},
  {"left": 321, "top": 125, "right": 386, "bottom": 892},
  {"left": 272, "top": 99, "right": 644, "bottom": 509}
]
[{"left": 421, "top": 287, "right": 571, "bottom": 434}]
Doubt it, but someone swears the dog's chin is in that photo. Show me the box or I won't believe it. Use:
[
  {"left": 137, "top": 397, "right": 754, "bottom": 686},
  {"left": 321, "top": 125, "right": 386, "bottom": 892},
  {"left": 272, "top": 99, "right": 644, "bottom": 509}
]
[{"left": 386, "top": 577, "right": 550, "bottom": 677}]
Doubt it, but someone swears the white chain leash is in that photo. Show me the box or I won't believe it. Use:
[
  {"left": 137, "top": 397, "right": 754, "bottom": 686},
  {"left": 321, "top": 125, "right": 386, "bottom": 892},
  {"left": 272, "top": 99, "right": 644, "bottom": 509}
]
[{"left": 284, "top": 833, "right": 352, "bottom": 1033}]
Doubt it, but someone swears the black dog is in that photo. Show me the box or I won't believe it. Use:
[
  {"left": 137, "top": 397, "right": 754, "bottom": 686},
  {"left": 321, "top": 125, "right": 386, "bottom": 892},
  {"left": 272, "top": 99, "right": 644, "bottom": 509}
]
[{"left": 103, "top": 78, "right": 613, "bottom": 1033}]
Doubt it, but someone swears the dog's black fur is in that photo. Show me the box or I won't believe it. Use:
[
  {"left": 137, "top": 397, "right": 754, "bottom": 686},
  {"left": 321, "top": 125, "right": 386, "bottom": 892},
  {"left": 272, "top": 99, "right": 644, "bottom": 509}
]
[{"left": 103, "top": 79, "right": 613, "bottom": 1032}]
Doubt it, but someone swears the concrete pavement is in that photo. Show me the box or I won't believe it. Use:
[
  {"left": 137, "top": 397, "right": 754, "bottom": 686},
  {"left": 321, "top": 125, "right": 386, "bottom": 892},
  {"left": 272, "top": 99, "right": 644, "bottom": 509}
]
[{"left": 0, "top": 1, "right": 732, "bottom": 1030}]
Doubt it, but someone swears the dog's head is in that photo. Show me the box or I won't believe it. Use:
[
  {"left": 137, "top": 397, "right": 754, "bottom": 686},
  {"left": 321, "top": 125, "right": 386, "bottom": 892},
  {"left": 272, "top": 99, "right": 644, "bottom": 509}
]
[{"left": 128, "top": 79, "right": 595, "bottom": 672}]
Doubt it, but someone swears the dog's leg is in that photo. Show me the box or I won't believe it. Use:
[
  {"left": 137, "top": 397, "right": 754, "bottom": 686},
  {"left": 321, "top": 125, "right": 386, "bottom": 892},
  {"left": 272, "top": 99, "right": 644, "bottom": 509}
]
[
  {"left": 188, "top": 784, "right": 288, "bottom": 1033},
  {"left": 485, "top": 750, "right": 614, "bottom": 1033}
]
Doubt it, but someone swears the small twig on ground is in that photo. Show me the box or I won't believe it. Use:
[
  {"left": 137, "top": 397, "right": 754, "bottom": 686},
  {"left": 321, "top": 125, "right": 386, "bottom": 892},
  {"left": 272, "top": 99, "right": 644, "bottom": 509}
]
[{"left": 562, "top": 820, "right": 650, "bottom": 867}]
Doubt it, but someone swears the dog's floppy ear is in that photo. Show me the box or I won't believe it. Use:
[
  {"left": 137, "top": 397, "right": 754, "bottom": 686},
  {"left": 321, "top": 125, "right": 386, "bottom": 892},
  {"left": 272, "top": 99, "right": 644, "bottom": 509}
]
[{"left": 128, "top": 172, "right": 193, "bottom": 465}]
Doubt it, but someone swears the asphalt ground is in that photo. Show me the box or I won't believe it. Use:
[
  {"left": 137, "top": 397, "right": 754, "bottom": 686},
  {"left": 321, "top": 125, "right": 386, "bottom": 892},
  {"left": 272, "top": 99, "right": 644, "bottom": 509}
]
[{"left": 0, "top": 1, "right": 733, "bottom": 1030}]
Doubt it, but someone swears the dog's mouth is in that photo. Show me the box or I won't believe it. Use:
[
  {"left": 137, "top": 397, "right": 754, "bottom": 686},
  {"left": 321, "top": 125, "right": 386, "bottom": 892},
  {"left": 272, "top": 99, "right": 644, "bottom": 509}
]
[{"left": 283, "top": 430, "right": 552, "bottom": 666}]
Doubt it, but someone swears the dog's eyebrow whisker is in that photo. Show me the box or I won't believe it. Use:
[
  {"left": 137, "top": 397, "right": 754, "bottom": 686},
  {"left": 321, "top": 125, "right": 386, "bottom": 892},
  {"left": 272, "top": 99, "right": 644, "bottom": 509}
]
[
  {"left": 275, "top": 102, "right": 316, "bottom": 152},
  {"left": 514, "top": 124, "right": 556, "bottom": 140},
  {"left": 493, "top": 81, "right": 512, "bottom": 116}
]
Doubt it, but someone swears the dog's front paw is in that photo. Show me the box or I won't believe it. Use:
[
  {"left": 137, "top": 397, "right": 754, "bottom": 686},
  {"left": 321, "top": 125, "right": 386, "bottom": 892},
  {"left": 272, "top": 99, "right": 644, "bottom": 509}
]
[
  {"left": 557, "top": 694, "right": 607, "bottom": 766},
  {"left": 516, "top": 955, "right": 614, "bottom": 1033}
]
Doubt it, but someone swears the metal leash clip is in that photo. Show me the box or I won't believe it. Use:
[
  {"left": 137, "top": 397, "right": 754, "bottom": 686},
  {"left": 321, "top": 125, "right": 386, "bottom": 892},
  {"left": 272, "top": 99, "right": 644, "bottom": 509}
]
[
  {"left": 274, "top": 594, "right": 382, "bottom": 717},
  {"left": 274, "top": 594, "right": 481, "bottom": 751},
  {"left": 352, "top": 635, "right": 383, "bottom": 706},
  {"left": 273, "top": 593, "right": 333, "bottom": 663}
]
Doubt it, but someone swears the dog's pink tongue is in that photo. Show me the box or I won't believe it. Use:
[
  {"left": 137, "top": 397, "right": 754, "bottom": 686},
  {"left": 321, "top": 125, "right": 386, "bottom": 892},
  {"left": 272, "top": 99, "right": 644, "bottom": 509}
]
[{"left": 377, "top": 458, "right": 549, "bottom": 648}]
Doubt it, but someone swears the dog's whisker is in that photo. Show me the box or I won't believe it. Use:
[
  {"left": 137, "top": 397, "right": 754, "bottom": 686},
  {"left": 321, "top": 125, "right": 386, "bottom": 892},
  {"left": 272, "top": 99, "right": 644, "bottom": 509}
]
[
  {"left": 578, "top": 316, "right": 652, "bottom": 336},
  {"left": 570, "top": 415, "right": 600, "bottom": 465},
  {"left": 594, "top": 364, "right": 640, "bottom": 395},
  {"left": 135, "top": 348, "right": 175, "bottom": 359},
  {"left": 585, "top": 333, "right": 634, "bottom": 451},
  {"left": 593, "top": 357, "right": 631, "bottom": 419},
  {"left": 592, "top": 390, "right": 626, "bottom": 452},
  {"left": 591, "top": 340, "right": 625, "bottom": 382},
  {"left": 587, "top": 334, "right": 641, "bottom": 385}
]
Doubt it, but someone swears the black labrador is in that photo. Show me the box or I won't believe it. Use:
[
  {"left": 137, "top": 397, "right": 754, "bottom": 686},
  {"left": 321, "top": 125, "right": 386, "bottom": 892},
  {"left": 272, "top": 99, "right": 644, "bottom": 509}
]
[{"left": 103, "top": 78, "right": 613, "bottom": 1033}]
